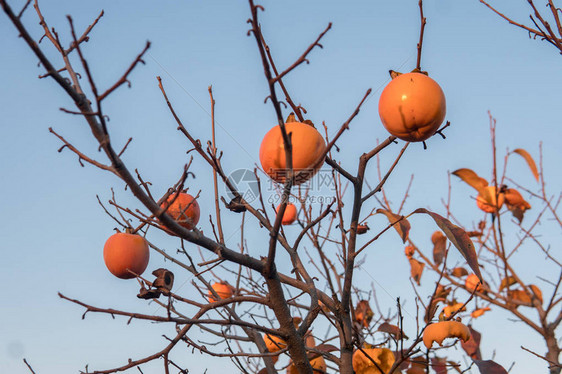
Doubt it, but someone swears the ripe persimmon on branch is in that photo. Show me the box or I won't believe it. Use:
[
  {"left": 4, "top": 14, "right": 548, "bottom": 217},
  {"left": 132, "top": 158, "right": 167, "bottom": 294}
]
[{"left": 2, "top": 0, "right": 560, "bottom": 374}]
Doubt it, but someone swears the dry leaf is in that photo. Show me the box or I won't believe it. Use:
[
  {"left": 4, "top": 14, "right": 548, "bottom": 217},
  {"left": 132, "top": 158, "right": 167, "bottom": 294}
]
[
  {"left": 378, "top": 321, "right": 408, "bottom": 340},
  {"left": 431, "top": 230, "right": 447, "bottom": 265},
  {"left": 425, "top": 298, "right": 443, "bottom": 324},
  {"left": 513, "top": 148, "right": 539, "bottom": 182},
  {"left": 504, "top": 188, "right": 531, "bottom": 223},
  {"left": 498, "top": 276, "right": 518, "bottom": 291},
  {"left": 407, "top": 355, "right": 428, "bottom": 374},
  {"left": 308, "top": 344, "right": 338, "bottom": 360},
  {"left": 471, "top": 307, "right": 491, "bottom": 318},
  {"left": 152, "top": 268, "right": 174, "bottom": 292},
  {"left": 473, "top": 359, "right": 508, "bottom": 374},
  {"left": 393, "top": 351, "right": 411, "bottom": 371},
  {"left": 507, "top": 289, "right": 532, "bottom": 307},
  {"left": 452, "top": 168, "right": 488, "bottom": 192},
  {"left": 409, "top": 258, "right": 425, "bottom": 285},
  {"left": 413, "top": 208, "right": 482, "bottom": 281},
  {"left": 431, "top": 357, "right": 448, "bottom": 374},
  {"left": 435, "top": 285, "right": 452, "bottom": 299},
  {"left": 377, "top": 208, "right": 411, "bottom": 243},
  {"left": 461, "top": 325, "right": 482, "bottom": 360},
  {"left": 451, "top": 267, "right": 468, "bottom": 278},
  {"left": 354, "top": 300, "right": 374, "bottom": 328}
]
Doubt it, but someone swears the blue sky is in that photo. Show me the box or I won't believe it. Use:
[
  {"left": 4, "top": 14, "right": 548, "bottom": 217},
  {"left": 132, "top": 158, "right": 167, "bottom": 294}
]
[{"left": 1, "top": 0, "right": 561, "bottom": 373}]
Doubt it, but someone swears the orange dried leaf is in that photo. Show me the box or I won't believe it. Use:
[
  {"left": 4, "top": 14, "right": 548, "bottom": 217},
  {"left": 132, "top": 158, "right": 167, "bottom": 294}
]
[
  {"left": 507, "top": 289, "right": 532, "bottom": 306},
  {"left": 378, "top": 322, "right": 408, "bottom": 340},
  {"left": 409, "top": 258, "right": 425, "bottom": 286},
  {"left": 431, "top": 230, "right": 447, "bottom": 265},
  {"left": 498, "top": 276, "right": 518, "bottom": 291},
  {"left": 504, "top": 188, "right": 531, "bottom": 223},
  {"left": 413, "top": 208, "right": 482, "bottom": 281},
  {"left": 376, "top": 208, "right": 411, "bottom": 243},
  {"left": 513, "top": 148, "right": 539, "bottom": 182},
  {"left": 450, "top": 267, "right": 468, "bottom": 278},
  {"left": 355, "top": 300, "right": 374, "bottom": 328},
  {"left": 471, "top": 307, "right": 491, "bottom": 318},
  {"left": 452, "top": 168, "right": 488, "bottom": 192}
]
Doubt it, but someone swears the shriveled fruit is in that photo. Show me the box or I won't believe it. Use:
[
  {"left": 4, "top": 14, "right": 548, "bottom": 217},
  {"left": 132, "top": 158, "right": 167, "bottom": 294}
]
[
  {"left": 103, "top": 232, "right": 150, "bottom": 279},
  {"left": 378, "top": 72, "right": 446, "bottom": 142},
  {"left": 260, "top": 121, "right": 326, "bottom": 184},
  {"left": 352, "top": 347, "right": 395, "bottom": 374},
  {"left": 476, "top": 186, "right": 504, "bottom": 213},
  {"left": 357, "top": 224, "right": 370, "bottom": 235},
  {"left": 423, "top": 321, "right": 470, "bottom": 349},
  {"left": 208, "top": 282, "right": 234, "bottom": 302},
  {"left": 161, "top": 192, "right": 200, "bottom": 229},
  {"left": 276, "top": 203, "right": 298, "bottom": 225}
]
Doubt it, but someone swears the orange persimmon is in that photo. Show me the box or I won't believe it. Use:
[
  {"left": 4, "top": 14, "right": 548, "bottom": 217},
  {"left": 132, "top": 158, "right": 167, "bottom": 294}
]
[
  {"left": 208, "top": 282, "right": 234, "bottom": 302},
  {"left": 103, "top": 232, "right": 150, "bottom": 279},
  {"left": 161, "top": 192, "right": 200, "bottom": 230},
  {"left": 378, "top": 72, "right": 446, "bottom": 142},
  {"left": 352, "top": 347, "right": 395, "bottom": 374},
  {"left": 276, "top": 203, "right": 298, "bottom": 225},
  {"left": 259, "top": 121, "right": 326, "bottom": 185}
]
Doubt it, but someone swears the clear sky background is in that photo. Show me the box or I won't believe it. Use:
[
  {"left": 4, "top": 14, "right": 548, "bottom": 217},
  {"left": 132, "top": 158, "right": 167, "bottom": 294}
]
[{"left": 1, "top": 0, "right": 561, "bottom": 373}]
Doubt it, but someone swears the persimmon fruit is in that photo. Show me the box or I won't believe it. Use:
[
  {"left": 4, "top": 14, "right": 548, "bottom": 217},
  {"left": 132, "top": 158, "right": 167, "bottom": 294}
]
[
  {"left": 208, "top": 282, "right": 234, "bottom": 302},
  {"left": 352, "top": 347, "right": 395, "bottom": 374},
  {"left": 103, "top": 232, "right": 150, "bottom": 279},
  {"left": 265, "top": 330, "right": 316, "bottom": 365},
  {"left": 378, "top": 72, "right": 446, "bottom": 142},
  {"left": 276, "top": 203, "right": 298, "bottom": 225},
  {"left": 476, "top": 186, "right": 504, "bottom": 213},
  {"left": 161, "top": 192, "right": 200, "bottom": 229},
  {"left": 422, "top": 321, "right": 470, "bottom": 349},
  {"left": 260, "top": 121, "right": 326, "bottom": 184}
]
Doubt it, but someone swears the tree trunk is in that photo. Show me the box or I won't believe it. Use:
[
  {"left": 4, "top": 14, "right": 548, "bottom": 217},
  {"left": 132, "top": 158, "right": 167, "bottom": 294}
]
[{"left": 545, "top": 328, "right": 561, "bottom": 374}]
